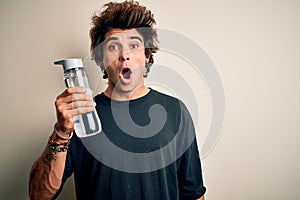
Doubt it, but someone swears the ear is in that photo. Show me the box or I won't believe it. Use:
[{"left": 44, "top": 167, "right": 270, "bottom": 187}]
[
  {"left": 145, "top": 55, "right": 150, "bottom": 64},
  {"left": 98, "top": 61, "right": 105, "bottom": 70}
]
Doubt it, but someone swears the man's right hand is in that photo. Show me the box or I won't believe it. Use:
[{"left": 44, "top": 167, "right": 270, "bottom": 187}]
[{"left": 54, "top": 87, "right": 96, "bottom": 138}]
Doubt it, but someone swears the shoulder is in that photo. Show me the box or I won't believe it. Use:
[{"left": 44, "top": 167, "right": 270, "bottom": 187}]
[
  {"left": 150, "top": 89, "right": 189, "bottom": 111},
  {"left": 148, "top": 89, "right": 192, "bottom": 125},
  {"left": 94, "top": 92, "right": 109, "bottom": 104},
  {"left": 149, "top": 89, "right": 181, "bottom": 104}
]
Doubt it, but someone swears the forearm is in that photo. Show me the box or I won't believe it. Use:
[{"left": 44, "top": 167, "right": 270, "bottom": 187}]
[
  {"left": 29, "top": 87, "right": 90, "bottom": 199},
  {"left": 29, "top": 135, "right": 68, "bottom": 200}
]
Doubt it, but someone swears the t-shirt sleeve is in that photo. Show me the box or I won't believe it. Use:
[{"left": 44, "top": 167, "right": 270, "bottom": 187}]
[
  {"left": 177, "top": 139, "right": 206, "bottom": 199},
  {"left": 177, "top": 101, "right": 206, "bottom": 199}
]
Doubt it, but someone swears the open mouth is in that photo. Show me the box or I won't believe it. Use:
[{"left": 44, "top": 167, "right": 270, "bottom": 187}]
[{"left": 121, "top": 68, "right": 132, "bottom": 80}]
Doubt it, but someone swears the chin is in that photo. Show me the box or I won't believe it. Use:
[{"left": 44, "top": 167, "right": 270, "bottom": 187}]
[{"left": 115, "top": 84, "right": 135, "bottom": 93}]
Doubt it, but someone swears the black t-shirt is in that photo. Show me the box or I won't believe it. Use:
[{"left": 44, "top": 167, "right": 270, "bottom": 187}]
[{"left": 55, "top": 89, "right": 206, "bottom": 200}]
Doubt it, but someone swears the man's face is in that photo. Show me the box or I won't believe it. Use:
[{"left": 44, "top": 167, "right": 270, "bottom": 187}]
[{"left": 101, "top": 28, "right": 148, "bottom": 94}]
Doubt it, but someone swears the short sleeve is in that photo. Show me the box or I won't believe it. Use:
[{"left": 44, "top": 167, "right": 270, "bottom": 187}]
[
  {"left": 177, "top": 139, "right": 206, "bottom": 199},
  {"left": 176, "top": 101, "right": 206, "bottom": 199}
]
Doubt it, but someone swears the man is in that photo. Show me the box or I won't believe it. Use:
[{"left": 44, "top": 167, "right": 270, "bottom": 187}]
[{"left": 29, "top": 1, "right": 206, "bottom": 199}]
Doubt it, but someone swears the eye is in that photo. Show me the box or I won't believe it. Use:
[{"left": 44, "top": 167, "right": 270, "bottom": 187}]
[
  {"left": 130, "top": 43, "right": 140, "bottom": 49},
  {"left": 108, "top": 44, "right": 119, "bottom": 51}
]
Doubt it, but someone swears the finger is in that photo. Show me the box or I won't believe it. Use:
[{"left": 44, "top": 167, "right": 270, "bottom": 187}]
[
  {"left": 59, "top": 100, "right": 95, "bottom": 110},
  {"left": 72, "top": 106, "right": 96, "bottom": 116},
  {"left": 57, "top": 87, "right": 87, "bottom": 98},
  {"left": 56, "top": 105, "right": 73, "bottom": 119},
  {"left": 57, "top": 100, "right": 96, "bottom": 115},
  {"left": 56, "top": 93, "right": 92, "bottom": 105},
  {"left": 71, "top": 93, "right": 93, "bottom": 102},
  {"left": 68, "top": 87, "right": 88, "bottom": 94},
  {"left": 71, "top": 101, "right": 96, "bottom": 109}
]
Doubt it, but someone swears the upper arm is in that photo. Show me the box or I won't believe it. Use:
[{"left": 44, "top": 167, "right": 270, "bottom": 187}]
[
  {"left": 177, "top": 139, "right": 206, "bottom": 199},
  {"left": 177, "top": 101, "right": 206, "bottom": 199}
]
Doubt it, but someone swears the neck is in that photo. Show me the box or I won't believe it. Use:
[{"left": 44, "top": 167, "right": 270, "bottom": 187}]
[{"left": 104, "top": 85, "right": 150, "bottom": 101}]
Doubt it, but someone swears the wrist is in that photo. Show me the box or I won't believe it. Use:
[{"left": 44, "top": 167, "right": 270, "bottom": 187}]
[
  {"left": 42, "top": 133, "right": 70, "bottom": 165},
  {"left": 53, "top": 123, "right": 73, "bottom": 140}
]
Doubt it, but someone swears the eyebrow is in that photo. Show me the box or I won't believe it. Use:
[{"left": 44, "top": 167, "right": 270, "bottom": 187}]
[
  {"left": 104, "top": 35, "right": 143, "bottom": 45},
  {"left": 104, "top": 36, "right": 119, "bottom": 45},
  {"left": 129, "top": 36, "right": 143, "bottom": 43}
]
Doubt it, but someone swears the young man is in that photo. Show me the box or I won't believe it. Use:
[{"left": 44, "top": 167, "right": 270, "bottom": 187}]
[{"left": 29, "top": 1, "right": 206, "bottom": 199}]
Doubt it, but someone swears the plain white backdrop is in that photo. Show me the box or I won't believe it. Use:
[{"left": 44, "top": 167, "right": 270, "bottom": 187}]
[{"left": 0, "top": 0, "right": 299, "bottom": 199}]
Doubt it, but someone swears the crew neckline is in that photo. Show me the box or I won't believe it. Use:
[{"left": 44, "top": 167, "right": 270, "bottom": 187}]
[{"left": 98, "top": 88, "right": 154, "bottom": 104}]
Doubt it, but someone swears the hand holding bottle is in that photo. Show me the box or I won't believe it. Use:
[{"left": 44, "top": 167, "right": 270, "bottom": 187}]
[
  {"left": 54, "top": 87, "right": 96, "bottom": 137},
  {"left": 54, "top": 58, "right": 102, "bottom": 138}
]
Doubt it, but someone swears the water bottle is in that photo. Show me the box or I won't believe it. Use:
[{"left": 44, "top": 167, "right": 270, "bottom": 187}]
[{"left": 54, "top": 58, "right": 102, "bottom": 138}]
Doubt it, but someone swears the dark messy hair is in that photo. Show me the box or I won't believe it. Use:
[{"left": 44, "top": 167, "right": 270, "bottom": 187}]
[{"left": 90, "top": 1, "right": 158, "bottom": 79}]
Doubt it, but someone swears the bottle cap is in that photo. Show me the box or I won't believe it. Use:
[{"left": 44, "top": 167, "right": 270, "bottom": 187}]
[{"left": 54, "top": 58, "right": 83, "bottom": 72}]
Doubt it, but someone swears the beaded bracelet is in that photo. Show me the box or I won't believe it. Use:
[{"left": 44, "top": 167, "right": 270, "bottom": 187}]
[
  {"left": 43, "top": 145, "right": 69, "bottom": 165},
  {"left": 42, "top": 136, "right": 70, "bottom": 165},
  {"left": 48, "top": 142, "right": 69, "bottom": 159},
  {"left": 48, "top": 136, "right": 70, "bottom": 146}
]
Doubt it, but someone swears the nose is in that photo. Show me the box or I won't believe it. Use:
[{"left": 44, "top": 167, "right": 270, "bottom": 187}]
[
  {"left": 119, "top": 55, "right": 129, "bottom": 61},
  {"left": 119, "top": 47, "right": 130, "bottom": 61}
]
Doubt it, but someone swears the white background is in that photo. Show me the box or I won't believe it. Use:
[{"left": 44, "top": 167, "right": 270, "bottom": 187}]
[{"left": 0, "top": 0, "right": 299, "bottom": 199}]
